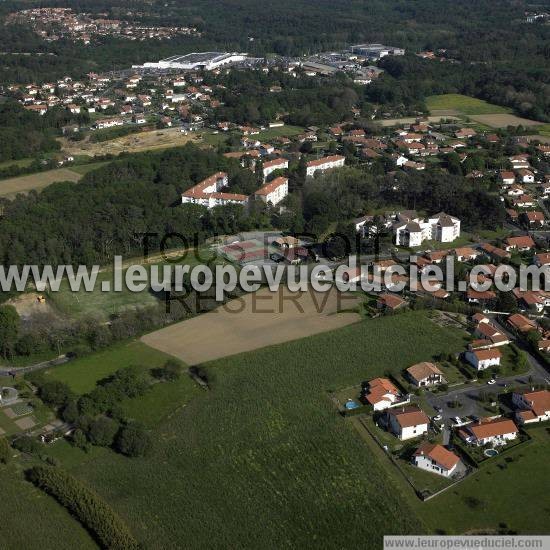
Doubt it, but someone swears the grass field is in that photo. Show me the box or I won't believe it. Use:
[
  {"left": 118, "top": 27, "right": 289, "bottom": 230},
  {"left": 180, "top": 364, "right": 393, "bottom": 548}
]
[
  {"left": 42, "top": 312, "right": 470, "bottom": 548},
  {"left": 0, "top": 160, "right": 109, "bottom": 198},
  {"left": 426, "top": 94, "right": 511, "bottom": 115},
  {"left": 48, "top": 269, "right": 160, "bottom": 320},
  {"left": 43, "top": 340, "right": 173, "bottom": 394},
  {"left": 0, "top": 167, "right": 82, "bottom": 198},
  {"left": 0, "top": 157, "right": 34, "bottom": 170},
  {"left": 256, "top": 124, "right": 304, "bottom": 140}
]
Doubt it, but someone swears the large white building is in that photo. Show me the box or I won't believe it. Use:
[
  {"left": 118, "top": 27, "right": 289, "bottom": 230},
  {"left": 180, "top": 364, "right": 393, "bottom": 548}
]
[
  {"left": 262, "top": 158, "right": 288, "bottom": 181},
  {"left": 254, "top": 177, "right": 289, "bottom": 206},
  {"left": 143, "top": 52, "right": 248, "bottom": 71},
  {"left": 350, "top": 43, "right": 405, "bottom": 60},
  {"left": 306, "top": 155, "right": 346, "bottom": 177},
  {"left": 393, "top": 211, "right": 461, "bottom": 247},
  {"left": 181, "top": 172, "right": 248, "bottom": 209}
]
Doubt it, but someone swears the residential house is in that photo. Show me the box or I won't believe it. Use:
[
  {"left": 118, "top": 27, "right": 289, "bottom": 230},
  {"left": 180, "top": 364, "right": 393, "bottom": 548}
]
[
  {"left": 522, "top": 211, "right": 545, "bottom": 227},
  {"left": 464, "top": 348, "right": 501, "bottom": 370},
  {"left": 512, "top": 390, "right": 550, "bottom": 424},
  {"left": 509, "top": 155, "right": 530, "bottom": 170},
  {"left": 503, "top": 235, "right": 535, "bottom": 252},
  {"left": 473, "top": 320, "right": 510, "bottom": 347},
  {"left": 507, "top": 313, "right": 537, "bottom": 333},
  {"left": 386, "top": 407, "right": 430, "bottom": 440},
  {"left": 363, "top": 378, "right": 403, "bottom": 411},
  {"left": 377, "top": 293, "right": 407, "bottom": 311},
  {"left": 453, "top": 247, "right": 479, "bottom": 262},
  {"left": 466, "top": 288, "right": 496, "bottom": 304},
  {"left": 499, "top": 171, "right": 515, "bottom": 186},
  {"left": 534, "top": 253, "right": 550, "bottom": 267},
  {"left": 516, "top": 169, "right": 535, "bottom": 184},
  {"left": 507, "top": 184, "right": 524, "bottom": 197},
  {"left": 458, "top": 417, "right": 518, "bottom": 446},
  {"left": 455, "top": 128, "right": 476, "bottom": 139},
  {"left": 406, "top": 362, "right": 444, "bottom": 387},
  {"left": 479, "top": 243, "right": 511, "bottom": 261},
  {"left": 412, "top": 443, "right": 460, "bottom": 478},
  {"left": 512, "top": 194, "right": 535, "bottom": 208}
]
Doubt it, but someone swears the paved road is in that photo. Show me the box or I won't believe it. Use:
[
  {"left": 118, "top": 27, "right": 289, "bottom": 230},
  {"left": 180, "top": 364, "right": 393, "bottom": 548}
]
[{"left": 0, "top": 355, "right": 68, "bottom": 377}]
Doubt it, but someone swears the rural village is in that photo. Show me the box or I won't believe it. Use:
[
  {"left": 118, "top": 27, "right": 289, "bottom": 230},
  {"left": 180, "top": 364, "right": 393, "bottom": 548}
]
[{"left": 0, "top": 1, "right": 550, "bottom": 547}]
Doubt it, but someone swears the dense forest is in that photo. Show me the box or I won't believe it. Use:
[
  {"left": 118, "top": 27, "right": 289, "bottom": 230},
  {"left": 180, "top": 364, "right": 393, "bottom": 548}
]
[
  {"left": 0, "top": 102, "right": 87, "bottom": 162},
  {"left": 0, "top": 0, "right": 548, "bottom": 118}
]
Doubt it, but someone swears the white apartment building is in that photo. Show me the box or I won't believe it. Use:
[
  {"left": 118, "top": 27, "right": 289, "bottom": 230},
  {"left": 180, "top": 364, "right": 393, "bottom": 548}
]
[
  {"left": 262, "top": 158, "right": 288, "bottom": 181},
  {"left": 254, "top": 177, "right": 288, "bottom": 206},
  {"left": 306, "top": 155, "right": 346, "bottom": 177},
  {"left": 181, "top": 172, "right": 248, "bottom": 209},
  {"left": 393, "top": 211, "right": 461, "bottom": 247}
]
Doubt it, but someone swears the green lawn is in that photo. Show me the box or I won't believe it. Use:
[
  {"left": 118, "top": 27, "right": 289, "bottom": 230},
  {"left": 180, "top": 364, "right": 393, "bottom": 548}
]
[
  {"left": 256, "top": 124, "right": 304, "bottom": 141},
  {"left": 48, "top": 268, "right": 160, "bottom": 320},
  {"left": 422, "top": 425, "right": 550, "bottom": 534},
  {"left": 43, "top": 340, "right": 173, "bottom": 394},
  {"left": 426, "top": 94, "right": 511, "bottom": 115},
  {"left": 47, "top": 247, "right": 221, "bottom": 320},
  {"left": 69, "top": 161, "right": 110, "bottom": 175},
  {"left": 0, "top": 157, "right": 34, "bottom": 170},
  {"left": 45, "top": 312, "right": 469, "bottom": 547}
]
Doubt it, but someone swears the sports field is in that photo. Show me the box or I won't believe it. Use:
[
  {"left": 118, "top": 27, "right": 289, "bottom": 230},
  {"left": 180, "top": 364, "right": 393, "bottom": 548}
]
[{"left": 142, "top": 286, "right": 362, "bottom": 364}]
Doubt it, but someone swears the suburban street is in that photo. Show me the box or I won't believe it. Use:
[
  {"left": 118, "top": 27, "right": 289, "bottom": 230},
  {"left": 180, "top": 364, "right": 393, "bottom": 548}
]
[{"left": 422, "top": 314, "right": 549, "bottom": 426}]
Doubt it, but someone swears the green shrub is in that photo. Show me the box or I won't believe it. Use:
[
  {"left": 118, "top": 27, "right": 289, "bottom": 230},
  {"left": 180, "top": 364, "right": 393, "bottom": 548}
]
[{"left": 115, "top": 422, "right": 151, "bottom": 457}]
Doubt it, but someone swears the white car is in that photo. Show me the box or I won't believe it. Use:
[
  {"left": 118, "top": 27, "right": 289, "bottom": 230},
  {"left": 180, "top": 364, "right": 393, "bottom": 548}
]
[
  {"left": 432, "top": 414, "right": 442, "bottom": 421},
  {"left": 487, "top": 379, "right": 496, "bottom": 385}
]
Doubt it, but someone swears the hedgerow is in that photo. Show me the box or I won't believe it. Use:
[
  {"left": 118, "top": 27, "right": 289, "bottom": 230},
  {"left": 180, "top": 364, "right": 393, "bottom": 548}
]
[{"left": 26, "top": 465, "right": 139, "bottom": 550}]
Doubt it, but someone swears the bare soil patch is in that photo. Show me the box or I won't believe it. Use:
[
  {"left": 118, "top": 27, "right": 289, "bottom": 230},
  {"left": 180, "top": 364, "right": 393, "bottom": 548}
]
[
  {"left": 61, "top": 127, "right": 199, "bottom": 157},
  {"left": 142, "top": 286, "right": 361, "bottom": 364},
  {"left": 468, "top": 114, "right": 543, "bottom": 128},
  {"left": 6, "top": 292, "right": 59, "bottom": 321}
]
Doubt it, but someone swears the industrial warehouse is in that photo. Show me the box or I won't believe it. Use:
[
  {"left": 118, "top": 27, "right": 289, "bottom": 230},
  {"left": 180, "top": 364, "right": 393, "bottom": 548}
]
[{"left": 142, "top": 51, "right": 249, "bottom": 70}]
